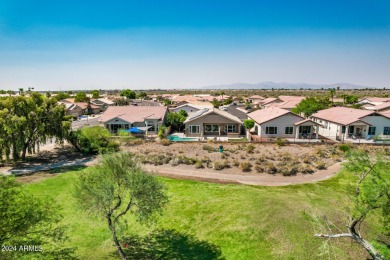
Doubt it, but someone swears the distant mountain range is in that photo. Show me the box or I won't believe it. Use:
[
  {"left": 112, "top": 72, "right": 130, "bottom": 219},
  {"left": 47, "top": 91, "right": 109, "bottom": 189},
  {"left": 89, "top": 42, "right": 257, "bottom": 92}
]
[{"left": 200, "top": 82, "right": 381, "bottom": 90}]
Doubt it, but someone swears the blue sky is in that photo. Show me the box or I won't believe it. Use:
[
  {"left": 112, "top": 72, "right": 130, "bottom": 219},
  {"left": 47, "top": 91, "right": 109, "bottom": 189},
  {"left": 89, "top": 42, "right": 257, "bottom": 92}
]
[{"left": 0, "top": 1, "right": 389, "bottom": 90}]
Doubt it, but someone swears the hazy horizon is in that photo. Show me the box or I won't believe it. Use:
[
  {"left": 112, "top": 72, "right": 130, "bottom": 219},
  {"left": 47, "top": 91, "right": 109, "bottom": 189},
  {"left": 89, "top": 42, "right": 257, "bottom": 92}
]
[{"left": 1, "top": 1, "right": 389, "bottom": 91}]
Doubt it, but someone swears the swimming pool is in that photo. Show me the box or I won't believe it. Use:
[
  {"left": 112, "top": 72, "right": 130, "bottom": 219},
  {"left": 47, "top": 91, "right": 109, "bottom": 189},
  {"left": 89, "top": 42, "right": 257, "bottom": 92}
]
[{"left": 167, "top": 135, "right": 198, "bottom": 141}]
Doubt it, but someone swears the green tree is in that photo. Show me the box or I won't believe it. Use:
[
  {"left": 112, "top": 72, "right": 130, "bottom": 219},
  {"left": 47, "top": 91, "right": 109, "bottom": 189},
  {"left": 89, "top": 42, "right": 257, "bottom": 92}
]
[
  {"left": 0, "top": 93, "right": 72, "bottom": 162},
  {"left": 243, "top": 119, "right": 255, "bottom": 130},
  {"left": 223, "top": 97, "right": 233, "bottom": 105},
  {"left": 211, "top": 98, "right": 222, "bottom": 108},
  {"left": 91, "top": 90, "right": 100, "bottom": 99},
  {"left": 67, "top": 126, "right": 119, "bottom": 154},
  {"left": 315, "top": 150, "right": 389, "bottom": 259},
  {"left": 53, "top": 92, "right": 71, "bottom": 101},
  {"left": 74, "top": 92, "right": 90, "bottom": 102},
  {"left": 0, "top": 176, "right": 75, "bottom": 259},
  {"left": 292, "top": 96, "right": 330, "bottom": 117},
  {"left": 74, "top": 152, "right": 168, "bottom": 260},
  {"left": 163, "top": 99, "right": 172, "bottom": 106},
  {"left": 120, "top": 89, "right": 136, "bottom": 99},
  {"left": 136, "top": 91, "right": 148, "bottom": 99},
  {"left": 329, "top": 88, "right": 336, "bottom": 103},
  {"left": 114, "top": 97, "right": 129, "bottom": 106},
  {"left": 18, "top": 88, "right": 24, "bottom": 95},
  {"left": 167, "top": 110, "right": 188, "bottom": 131}
]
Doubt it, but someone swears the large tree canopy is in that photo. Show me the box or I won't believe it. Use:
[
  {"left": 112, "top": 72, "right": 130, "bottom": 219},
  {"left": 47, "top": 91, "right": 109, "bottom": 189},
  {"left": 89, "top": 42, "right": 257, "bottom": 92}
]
[
  {"left": 120, "top": 89, "right": 136, "bottom": 99},
  {"left": 167, "top": 110, "right": 188, "bottom": 131},
  {"left": 315, "top": 150, "right": 389, "bottom": 259},
  {"left": 74, "top": 92, "right": 90, "bottom": 102},
  {"left": 292, "top": 96, "right": 330, "bottom": 117},
  {"left": 0, "top": 93, "right": 72, "bottom": 162},
  {"left": 0, "top": 176, "right": 75, "bottom": 259},
  {"left": 74, "top": 152, "right": 168, "bottom": 260}
]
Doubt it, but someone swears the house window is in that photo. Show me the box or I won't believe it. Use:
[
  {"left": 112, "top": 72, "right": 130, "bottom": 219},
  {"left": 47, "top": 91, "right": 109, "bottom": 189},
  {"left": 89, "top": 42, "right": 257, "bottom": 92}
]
[
  {"left": 189, "top": 125, "right": 200, "bottom": 133},
  {"left": 265, "top": 127, "right": 277, "bottom": 135},
  {"left": 368, "top": 127, "right": 376, "bottom": 135},
  {"left": 205, "top": 124, "right": 219, "bottom": 132},
  {"left": 225, "top": 124, "right": 237, "bottom": 133},
  {"left": 299, "top": 126, "right": 311, "bottom": 134},
  {"left": 342, "top": 126, "right": 346, "bottom": 134},
  {"left": 384, "top": 127, "right": 390, "bottom": 135},
  {"left": 285, "top": 127, "right": 293, "bottom": 135},
  {"left": 146, "top": 121, "right": 155, "bottom": 131}
]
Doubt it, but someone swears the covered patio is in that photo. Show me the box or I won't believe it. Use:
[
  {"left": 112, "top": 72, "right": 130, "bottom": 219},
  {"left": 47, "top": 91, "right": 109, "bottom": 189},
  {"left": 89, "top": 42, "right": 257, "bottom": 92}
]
[
  {"left": 339, "top": 120, "right": 370, "bottom": 141},
  {"left": 294, "top": 119, "right": 321, "bottom": 139}
]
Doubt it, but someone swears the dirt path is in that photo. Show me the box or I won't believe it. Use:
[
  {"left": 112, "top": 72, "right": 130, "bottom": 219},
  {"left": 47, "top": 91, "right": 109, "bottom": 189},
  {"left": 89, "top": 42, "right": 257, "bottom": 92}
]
[
  {"left": 1, "top": 155, "right": 343, "bottom": 186},
  {"left": 144, "top": 161, "right": 344, "bottom": 186}
]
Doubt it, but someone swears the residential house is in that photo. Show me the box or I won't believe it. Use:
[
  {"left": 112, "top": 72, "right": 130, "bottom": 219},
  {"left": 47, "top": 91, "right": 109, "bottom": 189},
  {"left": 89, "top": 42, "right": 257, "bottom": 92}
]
[
  {"left": 183, "top": 108, "right": 243, "bottom": 138},
  {"left": 90, "top": 98, "right": 115, "bottom": 112},
  {"left": 248, "top": 107, "right": 320, "bottom": 139},
  {"left": 170, "top": 103, "right": 213, "bottom": 114},
  {"left": 219, "top": 103, "right": 249, "bottom": 121},
  {"left": 258, "top": 97, "right": 283, "bottom": 108},
  {"left": 311, "top": 107, "right": 390, "bottom": 141},
  {"left": 246, "top": 95, "right": 264, "bottom": 104},
  {"left": 99, "top": 106, "right": 168, "bottom": 134},
  {"left": 364, "top": 102, "right": 390, "bottom": 112},
  {"left": 59, "top": 103, "right": 84, "bottom": 118}
]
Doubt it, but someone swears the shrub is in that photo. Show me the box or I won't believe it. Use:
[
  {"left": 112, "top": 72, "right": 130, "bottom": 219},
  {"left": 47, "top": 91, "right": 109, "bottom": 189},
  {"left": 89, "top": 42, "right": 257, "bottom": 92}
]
[
  {"left": 213, "top": 162, "right": 224, "bottom": 170},
  {"left": 264, "top": 162, "right": 278, "bottom": 174},
  {"left": 246, "top": 144, "right": 255, "bottom": 154},
  {"left": 158, "top": 126, "right": 167, "bottom": 139},
  {"left": 300, "top": 165, "right": 315, "bottom": 174},
  {"left": 159, "top": 139, "right": 171, "bottom": 146},
  {"left": 233, "top": 159, "right": 240, "bottom": 167},
  {"left": 68, "top": 126, "right": 119, "bottom": 154},
  {"left": 222, "top": 160, "right": 231, "bottom": 168},
  {"left": 203, "top": 145, "right": 217, "bottom": 153},
  {"left": 339, "top": 143, "right": 351, "bottom": 153},
  {"left": 117, "top": 129, "right": 130, "bottom": 136},
  {"left": 279, "top": 165, "right": 298, "bottom": 176},
  {"left": 276, "top": 138, "right": 285, "bottom": 147},
  {"left": 315, "top": 161, "right": 327, "bottom": 170},
  {"left": 239, "top": 162, "right": 252, "bottom": 172},
  {"left": 195, "top": 161, "right": 204, "bottom": 169},
  {"left": 255, "top": 156, "right": 266, "bottom": 164}
]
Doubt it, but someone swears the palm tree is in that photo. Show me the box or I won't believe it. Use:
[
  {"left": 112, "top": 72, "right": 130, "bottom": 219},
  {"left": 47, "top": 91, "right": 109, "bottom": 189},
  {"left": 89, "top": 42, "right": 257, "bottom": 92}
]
[{"left": 329, "top": 88, "right": 336, "bottom": 104}]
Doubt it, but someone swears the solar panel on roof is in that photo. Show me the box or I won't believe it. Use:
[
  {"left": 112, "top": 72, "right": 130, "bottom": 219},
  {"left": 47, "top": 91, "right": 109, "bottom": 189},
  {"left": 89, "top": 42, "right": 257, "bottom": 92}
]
[{"left": 188, "top": 108, "right": 209, "bottom": 120}]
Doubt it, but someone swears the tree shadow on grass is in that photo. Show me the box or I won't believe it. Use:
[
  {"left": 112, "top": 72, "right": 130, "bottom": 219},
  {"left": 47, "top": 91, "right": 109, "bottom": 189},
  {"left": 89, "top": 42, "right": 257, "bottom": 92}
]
[{"left": 121, "top": 229, "right": 225, "bottom": 260}]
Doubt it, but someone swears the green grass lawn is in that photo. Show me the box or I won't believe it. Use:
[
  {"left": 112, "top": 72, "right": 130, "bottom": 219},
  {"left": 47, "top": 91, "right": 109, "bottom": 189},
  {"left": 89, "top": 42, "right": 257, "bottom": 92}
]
[{"left": 25, "top": 168, "right": 388, "bottom": 259}]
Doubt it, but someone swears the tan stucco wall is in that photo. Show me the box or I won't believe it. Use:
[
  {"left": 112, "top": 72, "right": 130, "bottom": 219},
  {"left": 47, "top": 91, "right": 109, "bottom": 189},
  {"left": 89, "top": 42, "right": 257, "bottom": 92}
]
[{"left": 184, "top": 112, "right": 241, "bottom": 137}]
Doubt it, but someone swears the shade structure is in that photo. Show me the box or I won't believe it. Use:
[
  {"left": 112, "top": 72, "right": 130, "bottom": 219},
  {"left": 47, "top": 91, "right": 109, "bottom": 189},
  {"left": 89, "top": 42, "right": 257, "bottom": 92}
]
[{"left": 123, "top": 127, "right": 144, "bottom": 134}]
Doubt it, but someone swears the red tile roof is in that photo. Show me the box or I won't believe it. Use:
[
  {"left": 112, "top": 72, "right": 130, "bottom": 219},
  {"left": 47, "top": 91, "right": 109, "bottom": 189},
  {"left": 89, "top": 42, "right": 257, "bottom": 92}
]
[
  {"left": 248, "top": 107, "right": 299, "bottom": 124},
  {"left": 311, "top": 107, "right": 375, "bottom": 125},
  {"left": 99, "top": 106, "right": 167, "bottom": 123}
]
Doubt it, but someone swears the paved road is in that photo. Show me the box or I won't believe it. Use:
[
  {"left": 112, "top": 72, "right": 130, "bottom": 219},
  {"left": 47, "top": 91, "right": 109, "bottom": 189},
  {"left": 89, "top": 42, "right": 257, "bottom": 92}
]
[{"left": 72, "top": 116, "right": 100, "bottom": 129}]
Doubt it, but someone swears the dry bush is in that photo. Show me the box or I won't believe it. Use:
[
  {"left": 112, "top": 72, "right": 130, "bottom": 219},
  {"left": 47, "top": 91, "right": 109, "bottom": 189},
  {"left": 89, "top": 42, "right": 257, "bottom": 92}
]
[
  {"left": 195, "top": 161, "right": 204, "bottom": 169},
  {"left": 255, "top": 156, "right": 267, "bottom": 164},
  {"left": 213, "top": 161, "right": 224, "bottom": 170},
  {"left": 233, "top": 159, "right": 240, "bottom": 167},
  {"left": 239, "top": 162, "right": 252, "bottom": 172},
  {"left": 279, "top": 164, "right": 298, "bottom": 176},
  {"left": 203, "top": 144, "right": 217, "bottom": 153},
  {"left": 159, "top": 139, "right": 172, "bottom": 146},
  {"left": 299, "top": 165, "right": 315, "bottom": 174},
  {"left": 262, "top": 162, "right": 278, "bottom": 174},
  {"left": 315, "top": 161, "right": 327, "bottom": 170},
  {"left": 246, "top": 144, "right": 255, "bottom": 154}
]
